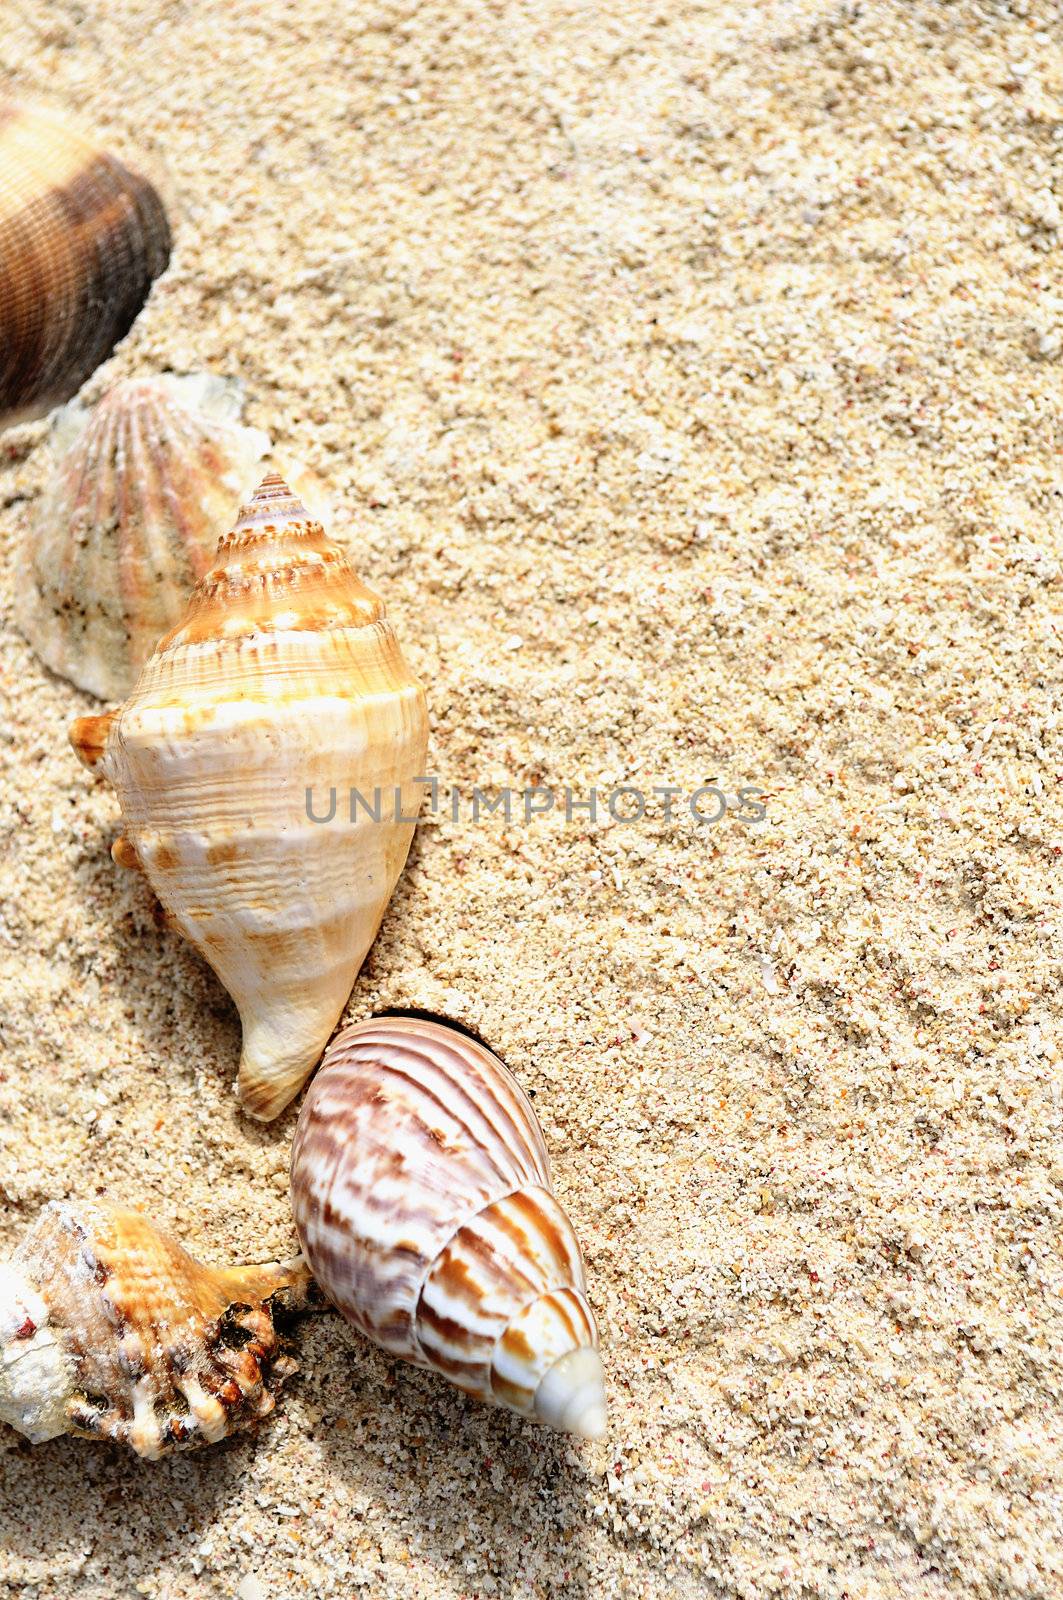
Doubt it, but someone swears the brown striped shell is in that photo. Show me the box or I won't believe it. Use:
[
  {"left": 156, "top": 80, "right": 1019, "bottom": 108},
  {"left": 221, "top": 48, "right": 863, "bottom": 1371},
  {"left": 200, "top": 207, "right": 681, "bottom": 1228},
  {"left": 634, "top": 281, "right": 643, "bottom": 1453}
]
[
  {"left": 289, "top": 1017, "right": 607, "bottom": 1438},
  {"left": 0, "top": 102, "right": 171, "bottom": 429},
  {"left": 18, "top": 374, "right": 270, "bottom": 699},
  {"left": 0, "top": 1201, "right": 309, "bottom": 1458},
  {"left": 69, "top": 472, "right": 430, "bottom": 1121}
]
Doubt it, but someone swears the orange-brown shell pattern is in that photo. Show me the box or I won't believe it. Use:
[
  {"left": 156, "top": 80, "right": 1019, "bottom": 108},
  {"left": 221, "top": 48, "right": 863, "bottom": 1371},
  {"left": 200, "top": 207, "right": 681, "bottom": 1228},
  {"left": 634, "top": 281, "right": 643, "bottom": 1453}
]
[
  {"left": 290, "top": 1017, "right": 608, "bottom": 1438},
  {"left": 0, "top": 1201, "right": 308, "bottom": 1458},
  {"left": 19, "top": 374, "right": 270, "bottom": 699},
  {"left": 69, "top": 473, "right": 430, "bottom": 1121}
]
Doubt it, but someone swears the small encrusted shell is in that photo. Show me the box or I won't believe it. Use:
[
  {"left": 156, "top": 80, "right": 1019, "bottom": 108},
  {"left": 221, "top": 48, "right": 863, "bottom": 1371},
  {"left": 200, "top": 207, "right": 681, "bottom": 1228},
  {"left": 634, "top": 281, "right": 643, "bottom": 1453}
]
[
  {"left": 0, "top": 1201, "right": 308, "bottom": 1458},
  {"left": 0, "top": 101, "right": 171, "bottom": 429},
  {"left": 18, "top": 373, "right": 271, "bottom": 699},
  {"left": 289, "top": 1017, "right": 607, "bottom": 1439}
]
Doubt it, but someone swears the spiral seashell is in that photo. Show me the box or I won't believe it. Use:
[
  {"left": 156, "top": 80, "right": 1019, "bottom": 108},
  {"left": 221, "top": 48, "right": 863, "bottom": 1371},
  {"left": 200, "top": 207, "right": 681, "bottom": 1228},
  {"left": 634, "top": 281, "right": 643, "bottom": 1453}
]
[
  {"left": 18, "top": 373, "right": 271, "bottom": 700},
  {"left": 289, "top": 1017, "right": 607, "bottom": 1439},
  {"left": 0, "top": 102, "right": 171, "bottom": 429},
  {"left": 69, "top": 472, "right": 429, "bottom": 1121},
  {"left": 0, "top": 1201, "right": 309, "bottom": 1458}
]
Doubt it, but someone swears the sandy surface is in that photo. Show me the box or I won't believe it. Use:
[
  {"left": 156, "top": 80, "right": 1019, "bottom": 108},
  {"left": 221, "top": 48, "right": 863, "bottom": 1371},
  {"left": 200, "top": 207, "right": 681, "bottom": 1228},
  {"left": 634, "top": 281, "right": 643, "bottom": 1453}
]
[{"left": 1, "top": 0, "right": 1062, "bottom": 1596}]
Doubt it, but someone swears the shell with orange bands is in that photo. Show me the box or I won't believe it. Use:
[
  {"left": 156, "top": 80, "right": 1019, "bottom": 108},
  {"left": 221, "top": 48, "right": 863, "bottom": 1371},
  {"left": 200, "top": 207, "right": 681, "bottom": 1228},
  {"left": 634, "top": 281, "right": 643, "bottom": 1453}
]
[
  {"left": 70, "top": 472, "right": 429, "bottom": 1121},
  {"left": 0, "top": 1201, "right": 308, "bottom": 1458},
  {"left": 289, "top": 1016, "right": 607, "bottom": 1439},
  {"left": 0, "top": 102, "right": 171, "bottom": 428}
]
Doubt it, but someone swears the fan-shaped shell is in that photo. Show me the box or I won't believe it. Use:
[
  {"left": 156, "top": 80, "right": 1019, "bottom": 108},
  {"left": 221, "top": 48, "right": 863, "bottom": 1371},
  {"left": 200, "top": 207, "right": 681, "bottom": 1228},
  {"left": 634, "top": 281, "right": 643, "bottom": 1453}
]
[
  {"left": 18, "top": 373, "right": 271, "bottom": 700},
  {"left": 69, "top": 472, "right": 429, "bottom": 1121},
  {"left": 0, "top": 1201, "right": 308, "bottom": 1458},
  {"left": 290, "top": 1017, "right": 607, "bottom": 1439},
  {"left": 0, "top": 102, "right": 171, "bottom": 429}
]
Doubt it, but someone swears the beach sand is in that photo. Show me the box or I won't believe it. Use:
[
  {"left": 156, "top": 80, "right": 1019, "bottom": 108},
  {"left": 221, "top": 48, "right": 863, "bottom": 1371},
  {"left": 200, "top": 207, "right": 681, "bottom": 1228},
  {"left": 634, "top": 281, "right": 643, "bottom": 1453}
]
[{"left": 1, "top": 1, "right": 1061, "bottom": 1595}]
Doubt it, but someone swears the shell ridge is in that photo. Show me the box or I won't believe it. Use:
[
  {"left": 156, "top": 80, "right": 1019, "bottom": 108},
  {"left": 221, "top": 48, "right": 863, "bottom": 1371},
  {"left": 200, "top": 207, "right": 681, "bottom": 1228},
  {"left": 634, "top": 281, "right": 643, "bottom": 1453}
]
[
  {"left": 339, "top": 1026, "right": 549, "bottom": 1186},
  {"left": 0, "top": 104, "right": 171, "bottom": 427},
  {"left": 354, "top": 1049, "right": 534, "bottom": 1188},
  {"left": 358, "top": 1020, "right": 553, "bottom": 1177},
  {"left": 22, "top": 374, "right": 270, "bottom": 697},
  {"left": 403, "top": 1183, "right": 545, "bottom": 1372},
  {"left": 290, "top": 1020, "right": 605, "bottom": 1434}
]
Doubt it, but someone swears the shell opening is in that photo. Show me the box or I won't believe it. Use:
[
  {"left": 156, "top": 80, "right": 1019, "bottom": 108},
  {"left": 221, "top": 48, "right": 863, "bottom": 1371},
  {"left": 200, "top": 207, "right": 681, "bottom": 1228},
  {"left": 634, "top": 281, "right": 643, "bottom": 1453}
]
[{"left": 533, "top": 1345, "right": 607, "bottom": 1440}]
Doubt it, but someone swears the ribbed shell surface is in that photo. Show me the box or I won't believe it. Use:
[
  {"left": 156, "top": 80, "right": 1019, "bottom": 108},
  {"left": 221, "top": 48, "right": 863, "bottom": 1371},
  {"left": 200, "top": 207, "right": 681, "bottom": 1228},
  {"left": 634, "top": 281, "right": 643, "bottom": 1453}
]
[
  {"left": 74, "top": 473, "right": 429, "bottom": 1120},
  {"left": 2, "top": 1201, "right": 305, "bottom": 1458},
  {"left": 290, "top": 1018, "right": 598, "bottom": 1415},
  {"left": 0, "top": 102, "right": 171, "bottom": 428},
  {"left": 19, "top": 374, "right": 269, "bottom": 698}
]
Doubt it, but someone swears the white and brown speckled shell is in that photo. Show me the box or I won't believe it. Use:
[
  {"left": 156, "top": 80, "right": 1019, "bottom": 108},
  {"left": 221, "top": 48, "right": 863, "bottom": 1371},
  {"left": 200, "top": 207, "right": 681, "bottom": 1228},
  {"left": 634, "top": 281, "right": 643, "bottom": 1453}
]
[
  {"left": 69, "top": 472, "right": 429, "bottom": 1121},
  {"left": 289, "top": 1017, "right": 607, "bottom": 1438},
  {"left": 0, "top": 102, "right": 171, "bottom": 429},
  {"left": 0, "top": 1201, "right": 309, "bottom": 1458},
  {"left": 18, "top": 373, "right": 271, "bottom": 700}
]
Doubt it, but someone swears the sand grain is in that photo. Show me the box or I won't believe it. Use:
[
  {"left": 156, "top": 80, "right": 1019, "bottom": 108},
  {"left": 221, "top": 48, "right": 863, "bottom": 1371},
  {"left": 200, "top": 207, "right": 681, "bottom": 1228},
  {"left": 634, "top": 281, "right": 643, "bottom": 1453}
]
[{"left": 1, "top": 1, "right": 1061, "bottom": 1596}]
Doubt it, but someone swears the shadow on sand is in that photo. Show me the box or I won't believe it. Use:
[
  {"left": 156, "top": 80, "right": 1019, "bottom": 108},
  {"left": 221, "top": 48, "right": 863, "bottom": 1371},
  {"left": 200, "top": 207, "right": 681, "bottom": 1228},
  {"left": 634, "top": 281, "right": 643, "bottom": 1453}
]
[{"left": 0, "top": 1316, "right": 609, "bottom": 1598}]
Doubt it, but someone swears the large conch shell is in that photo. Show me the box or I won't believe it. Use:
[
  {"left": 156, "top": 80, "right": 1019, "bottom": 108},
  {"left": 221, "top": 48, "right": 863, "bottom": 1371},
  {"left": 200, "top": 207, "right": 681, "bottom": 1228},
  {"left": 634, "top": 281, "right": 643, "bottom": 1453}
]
[
  {"left": 69, "top": 473, "right": 429, "bottom": 1121},
  {"left": 0, "top": 102, "right": 171, "bottom": 429},
  {"left": 18, "top": 373, "right": 270, "bottom": 700},
  {"left": 0, "top": 1201, "right": 309, "bottom": 1458},
  {"left": 289, "top": 1017, "right": 608, "bottom": 1440}
]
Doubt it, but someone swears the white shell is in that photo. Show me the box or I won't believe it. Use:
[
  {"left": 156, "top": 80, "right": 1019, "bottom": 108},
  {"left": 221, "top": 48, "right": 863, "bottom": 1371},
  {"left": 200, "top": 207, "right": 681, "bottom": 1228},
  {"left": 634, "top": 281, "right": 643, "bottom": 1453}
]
[
  {"left": 290, "top": 1017, "right": 607, "bottom": 1439},
  {"left": 0, "top": 1262, "right": 74, "bottom": 1443},
  {"left": 69, "top": 473, "right": 429, "bottom": 1120}
]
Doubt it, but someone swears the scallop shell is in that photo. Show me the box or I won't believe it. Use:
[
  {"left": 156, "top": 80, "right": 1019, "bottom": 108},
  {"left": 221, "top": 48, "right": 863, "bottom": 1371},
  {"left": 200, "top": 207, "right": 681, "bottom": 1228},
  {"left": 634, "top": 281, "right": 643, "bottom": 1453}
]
[
  {"left": 18, "top": 373, "right": 271, "bottom": 700},
  {"left": 69, "top": 472, "right": 429, "bottom": 1121},
  {"left": 0, "top": 1201, "right": 309, "bottom": 1458},
  {"left": 289, "top": 1017, "right": 607, "bottom": 1439},
  {"left": 0, "top": 102, "right": 171, "bottom": 429}
]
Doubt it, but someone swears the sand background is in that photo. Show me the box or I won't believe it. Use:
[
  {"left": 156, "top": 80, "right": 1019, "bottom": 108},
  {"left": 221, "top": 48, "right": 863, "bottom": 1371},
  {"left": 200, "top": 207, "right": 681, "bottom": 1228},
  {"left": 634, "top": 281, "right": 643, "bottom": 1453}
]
[{"left": 1, "top": 0, "right": 1061, "bottom": 1595}]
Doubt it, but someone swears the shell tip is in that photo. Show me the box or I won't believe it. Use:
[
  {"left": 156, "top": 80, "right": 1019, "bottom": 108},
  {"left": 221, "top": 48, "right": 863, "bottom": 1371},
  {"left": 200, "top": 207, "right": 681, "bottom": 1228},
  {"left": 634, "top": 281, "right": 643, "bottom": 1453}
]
[
  {"left": 534, "top": 1346, "right": 607, "bottom": 1440},
  {"left": 253, "top": 468, "right": 293, "bottom": 495},
  {"left": 230, "top": 469, "right": 313, "bottom": 535},
  {"left": 236, "top": 1038, "right": 309, "bottom": 1122}
]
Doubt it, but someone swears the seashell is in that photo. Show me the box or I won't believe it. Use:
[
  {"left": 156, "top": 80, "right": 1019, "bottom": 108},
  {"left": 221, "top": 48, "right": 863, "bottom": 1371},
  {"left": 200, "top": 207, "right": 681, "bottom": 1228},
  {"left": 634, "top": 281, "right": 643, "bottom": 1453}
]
[
  {"left": 289, "top": 1016, "right": 608, "bottom": 1439},
  {"left": 0, "top": 1200, "right": 309, "bottom": 1458},
  {"left": 69, "top": 472, "right": 429, "bottom": 1121},
  {"left": 18, "top": 373, "right": 271, "bottom": 700},
  {"left": 0, "top": 102, "right": 171, "bottom": 429}
]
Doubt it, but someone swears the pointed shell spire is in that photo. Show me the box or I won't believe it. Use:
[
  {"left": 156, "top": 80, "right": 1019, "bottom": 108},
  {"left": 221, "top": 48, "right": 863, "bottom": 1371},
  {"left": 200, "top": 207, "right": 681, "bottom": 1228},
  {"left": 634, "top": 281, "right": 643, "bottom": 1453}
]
[
  {"left": 160, "top": 470, "right": 385, "bottom": 650},
  {"left": 70, "top": 471, "right": 429, "bottom": 1120}
]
